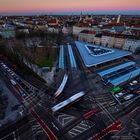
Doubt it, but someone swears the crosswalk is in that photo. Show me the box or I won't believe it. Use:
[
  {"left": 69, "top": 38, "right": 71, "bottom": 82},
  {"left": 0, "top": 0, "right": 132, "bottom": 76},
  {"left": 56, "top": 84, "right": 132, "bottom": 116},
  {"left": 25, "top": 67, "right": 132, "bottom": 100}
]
[
  {"left": 68, "top": 120, "right": 94, "bottom": 138},
  {"left": 32, "top": 124, "right": 43, "bottom": 134},
  {"left": 23, "top": 91, "right": 47, "bottom": 107},
  {"left": 30, "top": 119, "right": 43, "bottom": 135}
]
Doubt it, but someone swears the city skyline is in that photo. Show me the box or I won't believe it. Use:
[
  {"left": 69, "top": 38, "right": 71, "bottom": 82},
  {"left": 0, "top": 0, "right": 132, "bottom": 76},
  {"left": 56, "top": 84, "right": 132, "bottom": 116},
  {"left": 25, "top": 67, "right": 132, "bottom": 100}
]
[{"left": 0, "top": 0, "right": 140, "bottom": 15}]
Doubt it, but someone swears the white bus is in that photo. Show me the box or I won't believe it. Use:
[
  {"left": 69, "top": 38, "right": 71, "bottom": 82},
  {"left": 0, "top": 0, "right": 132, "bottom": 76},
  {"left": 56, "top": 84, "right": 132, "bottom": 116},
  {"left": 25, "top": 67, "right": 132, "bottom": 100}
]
[
  {"left": 52, "top": 91, "right": 85, "bottom": 113},
  {"left": 54, "top": 74, "right": 68, "bottom": 98}
]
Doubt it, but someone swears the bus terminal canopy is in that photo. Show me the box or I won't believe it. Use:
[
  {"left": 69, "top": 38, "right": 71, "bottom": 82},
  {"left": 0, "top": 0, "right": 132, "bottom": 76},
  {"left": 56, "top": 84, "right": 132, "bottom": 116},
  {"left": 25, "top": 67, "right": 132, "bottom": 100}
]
[{"left": 75, "top": 41, "right": 132, "bottom": 67}]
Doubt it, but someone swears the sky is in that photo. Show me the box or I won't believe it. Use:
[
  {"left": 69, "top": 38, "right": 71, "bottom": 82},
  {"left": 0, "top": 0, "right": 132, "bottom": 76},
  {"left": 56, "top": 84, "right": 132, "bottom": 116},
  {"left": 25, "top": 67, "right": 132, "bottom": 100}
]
[{"left": 0, "top": 0, "right": 140, "bottom": 15}]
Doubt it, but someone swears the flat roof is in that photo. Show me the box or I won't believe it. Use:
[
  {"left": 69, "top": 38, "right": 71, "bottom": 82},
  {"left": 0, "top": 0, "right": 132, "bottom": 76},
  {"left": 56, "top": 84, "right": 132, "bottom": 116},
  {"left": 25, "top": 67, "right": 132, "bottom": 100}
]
[
  {"left": 109, "top": 68, "right": 140, "bottom": 86},
  {"left": 98, "top": 61, "right": 136, "bottom": 77},
  {"left": 75, "top": 41, "right": 132, "bottom": 67},
  {"left": 67, "top": 45, "right": 77, "bottom": 69},
  {"left": 59, "top": 45, "right": 64, "bottom": 69}
]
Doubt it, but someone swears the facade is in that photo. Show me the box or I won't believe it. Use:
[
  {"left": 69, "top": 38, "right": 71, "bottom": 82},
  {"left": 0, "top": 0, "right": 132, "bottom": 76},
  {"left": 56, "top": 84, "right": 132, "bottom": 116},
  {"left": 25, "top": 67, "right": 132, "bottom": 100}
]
[
  {"left": 80, "top": 30, "right": 140, "bottom": 53},
  {"left": 0, "top": 24, "right": 15, "bottom": 39},
  {"left": 78, "top": 30, "right": 96, "bottom": 43},
  {"left": 101, "top": 33, "right": 126, "bottom": 48},
  {"left": 73, "top": 26, "right": 94, "bottom": 35},
  {"left": 62, "top": 26, "right": 73, "bottom": 35},
  {"left": 47, "top": 27, "right": 59, "bottom": 33},
  {"left": 101, "top": 35, "right": 113, "bottom": 47},
  {"left": 113, "top": 37, "right": 126, "bottom": 49},
  {"left": 94, "top": 34, "right": 102, "bottom": 45},
  {"left": 123, "top": 39, "right": 140, "bottom": 53}
]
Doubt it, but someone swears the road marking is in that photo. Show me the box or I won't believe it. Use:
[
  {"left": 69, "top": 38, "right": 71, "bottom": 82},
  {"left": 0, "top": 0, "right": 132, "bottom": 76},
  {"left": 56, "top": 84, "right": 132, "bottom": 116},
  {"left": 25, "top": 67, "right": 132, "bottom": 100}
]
[
  {"left": 0, "top": 131, "right": 15, "bottom": 140},
  {"left": 76, "top": 125, "right": 87, "bottom": 131},
  {"left": 72, "top": 128, "right": 83, "bottom": 133},
  {"left": 68, "top": 120, "right": 92, "bottom": 137},
  {"left": 57, "top": 113, "right": 75, "bottom": 126},
  {"left": 51, "top": 122, "right": 59, "bottom": 131},
  {"left": 30, "top": 108, "right": 58, "bottom": 140}
]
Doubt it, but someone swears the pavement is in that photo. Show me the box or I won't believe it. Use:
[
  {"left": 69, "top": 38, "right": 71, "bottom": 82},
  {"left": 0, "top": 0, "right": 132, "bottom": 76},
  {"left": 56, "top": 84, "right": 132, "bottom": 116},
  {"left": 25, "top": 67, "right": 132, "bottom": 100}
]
[
  {"left": 0, "top": 116, "right": 34, "bottom": 140},
  {"left": 23, "top": 58, "right": 56, "bottom": 85},
  {"left": 0, "top": 78, "right": 22, "bottom": 126}
]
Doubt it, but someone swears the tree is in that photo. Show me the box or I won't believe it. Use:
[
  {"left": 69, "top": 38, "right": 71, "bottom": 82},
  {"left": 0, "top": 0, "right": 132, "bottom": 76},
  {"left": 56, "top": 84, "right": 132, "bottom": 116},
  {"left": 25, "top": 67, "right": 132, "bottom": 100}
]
[{"left": 0, "top": 35, "right": 2, "bottom": 40}]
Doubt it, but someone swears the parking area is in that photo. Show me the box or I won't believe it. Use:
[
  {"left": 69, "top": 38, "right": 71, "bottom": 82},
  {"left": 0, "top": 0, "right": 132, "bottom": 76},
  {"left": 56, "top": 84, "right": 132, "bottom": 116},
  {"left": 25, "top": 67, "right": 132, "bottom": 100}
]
[{"left": 111, "top": 79, "right": 140, "bottom": 104}]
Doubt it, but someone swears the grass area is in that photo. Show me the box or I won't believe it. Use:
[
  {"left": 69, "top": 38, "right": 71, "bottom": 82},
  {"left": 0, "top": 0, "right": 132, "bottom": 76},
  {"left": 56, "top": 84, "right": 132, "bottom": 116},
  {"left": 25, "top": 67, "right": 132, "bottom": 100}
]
[{"left": 35, "top": 57, "right": 53, "bottom": 68}]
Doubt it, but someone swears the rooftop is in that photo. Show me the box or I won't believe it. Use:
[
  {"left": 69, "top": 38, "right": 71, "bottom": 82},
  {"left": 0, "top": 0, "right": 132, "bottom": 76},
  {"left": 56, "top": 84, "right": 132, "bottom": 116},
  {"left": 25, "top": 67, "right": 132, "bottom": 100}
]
[{"left": 75, "top": 41, "right": 132, "bottom": 67}]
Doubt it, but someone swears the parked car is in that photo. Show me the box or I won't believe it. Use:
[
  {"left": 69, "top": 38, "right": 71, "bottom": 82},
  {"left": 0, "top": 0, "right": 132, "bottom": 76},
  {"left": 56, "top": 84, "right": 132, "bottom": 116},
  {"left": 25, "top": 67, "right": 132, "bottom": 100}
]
[
  {"left": 129, "top": 80, "right": 138, "bottom": 86},
  {"left": 124, "top": 94, "right": 134, "bottom": 100},
  {"left": 19, "top": 89, "right": 26, "bottom": 97},
  {"left": 115, "top": 91, "right": 126, "bottom": 98},
  {"left": 136, "top": 90, "right": 140, "bottom": 94},
  {"left": 10, "top": 79, "right": 16, "bottom": 85},
  {"left": 129, "top": 85, "right": 140, "bottom": 92}
]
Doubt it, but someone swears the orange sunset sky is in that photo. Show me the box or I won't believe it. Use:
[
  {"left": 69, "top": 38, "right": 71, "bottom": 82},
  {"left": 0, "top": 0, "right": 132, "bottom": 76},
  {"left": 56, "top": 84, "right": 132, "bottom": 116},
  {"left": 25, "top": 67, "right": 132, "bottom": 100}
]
[{"left": 0, "top": 0, "right": 140, "bottom": 13}]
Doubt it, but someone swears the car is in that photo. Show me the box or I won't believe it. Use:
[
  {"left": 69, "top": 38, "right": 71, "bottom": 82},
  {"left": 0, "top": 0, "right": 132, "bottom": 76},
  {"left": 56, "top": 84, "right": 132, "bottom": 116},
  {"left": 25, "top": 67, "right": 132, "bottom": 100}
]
[
  {"left": 124, "top": 94, "right": 134, "bottom": 100},
  {"left": 9, "top": 71, "right": 13, "bottom": 74},
  {"left": 19, "top": 89, "right": 26, "bottom": 97},
  {"left": 115, "top": 94, "right": 120, "bottom": 98},
  {"left": 15, "top": 76, "right": 20, "bottom": 81},
  {"left": 129, "top": 80, "right": 138, "bottom": 86},
  {"left": 111, "top": 86, "right": 122, "bottom": 94},
  {"left": 115, "top": 91, "right": 126, "bottom": 98},
  {"left": 7, "top": 69, "right": 11, "bottom": 72},
  {"left": 10, "top": 79, "right": 16, "bottom": 85},
  {"left": 129, "top": 85, "right": 140, "bottom": 92},
  {"left": 136, "top": 90, "right": 140, "bottom": 94},
  {"left": 11, "top": 73, "right": 15, "bottom": 76},
  {"left": 2, "top": 64, "right": 8, "bottom": 69}
]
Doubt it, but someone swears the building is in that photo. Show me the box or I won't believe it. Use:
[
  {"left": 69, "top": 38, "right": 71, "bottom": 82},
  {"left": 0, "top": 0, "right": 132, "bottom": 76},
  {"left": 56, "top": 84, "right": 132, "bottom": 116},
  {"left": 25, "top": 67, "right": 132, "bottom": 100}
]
[
  {"left": 75, "top": 41, "right": 132, "bottom": 68},
  {"left": 94, "top": 33, "right": 102, "bottom": 45},
  {"left": 123, "top": 37, "right": 140, "bottom": 53},
  {"left": 101, "top": 35, "right": 114, "bottom": 47},
  {"left": 98, "top": 61, "right": 140, "bottom": 86},
  {"left": 78, "top": 30, "right": 96, "bottom": 43},
  {"left": 73, "top": 25, "right": 93, "bottom": 35},
  {"left": 62, "top": 26, "right": 72, "bottom": 35},
  {"left": 0, "top": 24, "right": 15, "bottom": 38},
  {"left": 101, "top": 32, "right": 140, "bottom": 53},
  {"left": 47, "top": 26, "right": 60, "bottom": 33}
]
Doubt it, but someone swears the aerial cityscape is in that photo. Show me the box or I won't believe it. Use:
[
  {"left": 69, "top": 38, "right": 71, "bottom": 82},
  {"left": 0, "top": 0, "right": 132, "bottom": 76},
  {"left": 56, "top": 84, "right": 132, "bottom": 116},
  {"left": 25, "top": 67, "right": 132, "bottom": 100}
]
[{"left": 0, "top": 0, "right": 140, "bottom": 140}]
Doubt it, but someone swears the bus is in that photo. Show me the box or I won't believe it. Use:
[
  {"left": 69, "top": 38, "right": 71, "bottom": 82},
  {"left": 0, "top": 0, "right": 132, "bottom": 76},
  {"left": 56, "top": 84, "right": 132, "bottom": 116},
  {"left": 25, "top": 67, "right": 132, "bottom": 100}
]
[
  {"left": 52, "top": 91, "right": 85, "bottom": 113},
  {"left": 54, "top": 74, "right": 68, "bottom": 98}
]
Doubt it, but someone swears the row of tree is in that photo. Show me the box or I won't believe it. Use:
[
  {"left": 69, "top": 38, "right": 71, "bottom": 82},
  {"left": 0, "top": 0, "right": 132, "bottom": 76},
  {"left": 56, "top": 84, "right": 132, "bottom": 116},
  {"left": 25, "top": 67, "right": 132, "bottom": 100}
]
[{"left": 15, "top": 30, "right": 64, "bottom": 45}]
